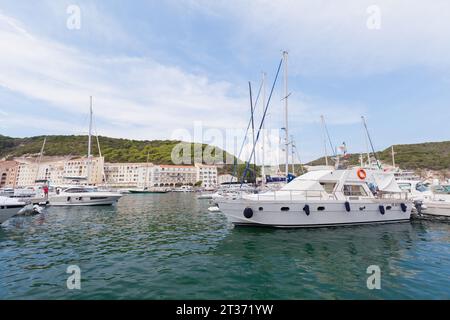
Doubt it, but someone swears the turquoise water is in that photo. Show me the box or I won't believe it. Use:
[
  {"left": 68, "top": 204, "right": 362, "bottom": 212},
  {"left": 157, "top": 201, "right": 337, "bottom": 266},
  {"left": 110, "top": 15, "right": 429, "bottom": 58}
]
[{"left": 0, "top": 193, "right": 449, "bottom": 299}]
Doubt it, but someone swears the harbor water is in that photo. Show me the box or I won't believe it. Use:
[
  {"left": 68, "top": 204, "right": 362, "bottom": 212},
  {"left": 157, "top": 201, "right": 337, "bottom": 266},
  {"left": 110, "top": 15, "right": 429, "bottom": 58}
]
[{"left": 0, "top": 193, "right": 449, "bottom": 299}]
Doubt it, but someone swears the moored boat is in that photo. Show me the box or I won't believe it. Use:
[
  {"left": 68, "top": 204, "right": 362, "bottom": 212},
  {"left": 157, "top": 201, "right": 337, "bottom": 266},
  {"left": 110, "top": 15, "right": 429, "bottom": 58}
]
[
  {"left": 217, "top": 169, "right": 412, "bottom": 228},
  {"left": 49, "top": 186, "right": 122, "bottom": 206},
  {"left": 0, "top": 196, "right": 27, "bottom": 225}
]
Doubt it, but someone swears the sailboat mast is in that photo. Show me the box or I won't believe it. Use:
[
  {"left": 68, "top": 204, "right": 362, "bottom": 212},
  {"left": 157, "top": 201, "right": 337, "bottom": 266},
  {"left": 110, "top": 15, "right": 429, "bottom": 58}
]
[
  {"left": 146, "top": 150, "right": 150, "bottom": 188},
  {"left": 261, "top": 72, "right": 266, "bottom": 188},
  {"left": 320, "top": 115, "right": 329, "bottom": 166},
  {"left": 283, "top": 51, "right": 289, "bottom": 180},
  {"left": 362, "top": 116, "right": 370, "bottom": 165},
  {"left": 290, "top": 135, "right": 295, "bottom": 175},
  {"left": 35, "top": 137, "right": 47, "bottom": 182},
  {"left": 361, "top": 116, "right": 381, "bottom": 169},
  {"left": 88, "top": 96, "right": 93, "bottom": 183},
  {"left": 392, "top": 145, "right": 396, "bottom": 168},
  {"left": 248, "top": 82, "right": 256, "bottom": 186}
]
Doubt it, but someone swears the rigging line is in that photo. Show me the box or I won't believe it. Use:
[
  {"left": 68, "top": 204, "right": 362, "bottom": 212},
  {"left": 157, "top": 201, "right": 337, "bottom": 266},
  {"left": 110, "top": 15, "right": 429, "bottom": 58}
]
[
  {"left": 229, "top": 78, "right": 264, "bottom": 185},
  {"left": 240, "top": 58, "right": 283, "bottom": 186},
  {"left": 323, "top": 120, "right": 336, "bottom": 158}
]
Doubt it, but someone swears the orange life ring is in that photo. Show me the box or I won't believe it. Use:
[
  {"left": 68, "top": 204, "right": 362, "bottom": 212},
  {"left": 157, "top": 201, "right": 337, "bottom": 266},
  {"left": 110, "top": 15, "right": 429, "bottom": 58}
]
[{"left": 357, "top": 169, "right": 367, "bottom": 180}]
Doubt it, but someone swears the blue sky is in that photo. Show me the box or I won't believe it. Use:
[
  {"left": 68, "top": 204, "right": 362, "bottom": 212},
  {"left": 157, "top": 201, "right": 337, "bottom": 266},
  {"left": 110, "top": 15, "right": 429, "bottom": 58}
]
[{"left": 0, "top": 0, "right": 449, "bottom": 163}]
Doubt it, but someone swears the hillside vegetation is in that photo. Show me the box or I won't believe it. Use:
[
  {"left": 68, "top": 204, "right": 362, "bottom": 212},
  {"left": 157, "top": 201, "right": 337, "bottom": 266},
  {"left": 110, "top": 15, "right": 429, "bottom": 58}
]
[
  {"left": 308, "top": 141, "right": 450, "bottom": 171},
  {"left": 0, "top": 135, "right": 235, "bottom": 165}
]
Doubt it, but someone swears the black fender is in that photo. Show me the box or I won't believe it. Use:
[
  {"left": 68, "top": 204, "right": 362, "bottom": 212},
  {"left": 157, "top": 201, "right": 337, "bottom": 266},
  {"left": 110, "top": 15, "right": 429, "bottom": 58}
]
[
  {"left": 303, "top": 205, "right": 310, "bottom": 216},
  {"left": 379, "top": 205, "right": 385, "bottom": 215},
  {"left": 344, "top": 201, "right": 351, "bottom": 212},
  {"left": 243, "top": 207, "right": 253, "bottom": 219},
  {"left": 400, "top": 203, "right": 407, "bottom": 212}
]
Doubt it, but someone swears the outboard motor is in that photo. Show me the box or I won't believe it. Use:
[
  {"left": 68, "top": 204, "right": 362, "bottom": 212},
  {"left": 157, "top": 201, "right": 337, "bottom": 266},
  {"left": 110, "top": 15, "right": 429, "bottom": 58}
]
[{"left": 414, "top": 200, "right": 423, "bottom": 216}]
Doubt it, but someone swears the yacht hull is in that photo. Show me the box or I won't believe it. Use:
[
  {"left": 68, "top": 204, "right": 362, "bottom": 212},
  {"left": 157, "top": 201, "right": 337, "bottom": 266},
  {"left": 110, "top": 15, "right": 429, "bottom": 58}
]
[
  {"left": 420, "top": 202, "right": 450, "bottom": 218},
  {"left": 49, "top": 195, "right": 121, "bottom": 206},
  {"left": 217, "top": 199, "right": 412, "bottom": 228}
]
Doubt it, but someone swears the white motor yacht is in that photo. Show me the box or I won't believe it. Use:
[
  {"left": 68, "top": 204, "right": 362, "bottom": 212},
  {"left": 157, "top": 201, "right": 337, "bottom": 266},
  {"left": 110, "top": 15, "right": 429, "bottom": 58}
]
[
  {"left": 397, "top": 180, "right": 450, "bottom": 218},
  {"left": 172, "top": 185, "right": 194, "bottom": 192},
  {"left": 49, "top": 186, "right": 122, "bottom": 206},
  {"left": 0, "top": 196, "right": 26, "bottom": 225},
  {"left": 217, "top": 169, "right": 412, "bottom": 228}
]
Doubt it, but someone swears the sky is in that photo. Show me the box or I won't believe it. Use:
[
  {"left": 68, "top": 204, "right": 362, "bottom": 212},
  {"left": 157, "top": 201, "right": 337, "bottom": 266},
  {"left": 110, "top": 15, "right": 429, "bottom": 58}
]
[{"left": 0, "top": 0, "right": 449, "bottom": 163}]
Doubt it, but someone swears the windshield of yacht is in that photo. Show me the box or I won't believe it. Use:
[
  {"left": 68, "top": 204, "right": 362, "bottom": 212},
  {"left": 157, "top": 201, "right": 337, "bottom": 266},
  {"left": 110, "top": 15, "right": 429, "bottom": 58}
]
[
  {"left": 415, "top": 183, "right": 430, "bottom": 192},
  {"left": 432, "top": 185, "right": 450, "bottom": 194},
  {"left": 398, "top": 183, "right": 412, "bottom": 192}
]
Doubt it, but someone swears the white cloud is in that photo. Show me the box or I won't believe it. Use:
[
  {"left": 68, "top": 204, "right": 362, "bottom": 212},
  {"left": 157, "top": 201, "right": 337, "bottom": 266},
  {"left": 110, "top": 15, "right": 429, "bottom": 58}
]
[
  {"left": 183, "top": 0, "right": 450, "bottom": 76},
  {"left": 0, "top": 11, "right": 248, "bottom": 141}
]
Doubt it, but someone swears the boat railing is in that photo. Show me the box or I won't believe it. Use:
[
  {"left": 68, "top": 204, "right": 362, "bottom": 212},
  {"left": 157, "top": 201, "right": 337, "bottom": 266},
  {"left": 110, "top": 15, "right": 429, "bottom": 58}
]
[
  {"left": 377, "top": 192, "right": 410, "bottom": 200},
  {"left": 250, "top": 189, "right": 337, "bottom": 202},
  {"left": 234, "top": 190, "right": 410, "bottom": 201}
]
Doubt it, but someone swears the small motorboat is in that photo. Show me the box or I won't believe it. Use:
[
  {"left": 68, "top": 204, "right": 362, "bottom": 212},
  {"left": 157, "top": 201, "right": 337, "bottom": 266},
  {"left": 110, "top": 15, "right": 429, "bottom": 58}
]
[
  {"left": 208, "top": 206, "right": 221, "bottom": 212},
  {"left": 129, "top": 187, "right": 168, "bottom": 194}
]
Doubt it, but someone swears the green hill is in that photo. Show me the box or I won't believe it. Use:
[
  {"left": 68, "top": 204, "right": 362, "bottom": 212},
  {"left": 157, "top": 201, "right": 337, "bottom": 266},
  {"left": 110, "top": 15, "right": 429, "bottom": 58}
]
[
  {"left": 308, "top": 141, "right": 450, "bottom": 171},
  {"left": 0, "top": 135, "right": 236, "bottom": 165}
]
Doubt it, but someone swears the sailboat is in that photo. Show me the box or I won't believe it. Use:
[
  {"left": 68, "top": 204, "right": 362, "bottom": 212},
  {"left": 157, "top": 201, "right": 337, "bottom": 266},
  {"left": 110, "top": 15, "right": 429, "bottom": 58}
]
[{"left": 49, "top": 97, "right": 123, "bottom": 206}]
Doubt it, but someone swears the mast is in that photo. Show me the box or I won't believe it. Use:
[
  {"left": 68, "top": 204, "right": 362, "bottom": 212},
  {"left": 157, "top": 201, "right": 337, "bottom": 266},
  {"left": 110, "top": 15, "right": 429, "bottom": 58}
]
[
  {"left": 290, "top": 135, "right": 295, "bottom": 175},
  {"left": 261, "top": 72, "right": 266, "bottom": 188},
  {"left": 283, "top": 51, "right": 289, "bottom": 181},
  {"left": 362, "top": 117, "right": 370, "bottom": 165},
  {"left": 391, "top": 145, "right": 396, "bottom": 168},
  {"left": 35, "top": 137, "right": 47, "bottom": 182},
  {"left": 248, "top": 82, "right": 256, "bottom": 186},
  {"left": 361, "top": 116, "right": 381, "bottom": 169},
  {"left": 320, "top": 115, "right": 328, "bottom": 166},
  {"left": 95, "top": 133, "right": 106, "bottom": 184},
  {"left": 145, "top": 150, "right": 150, "bottom": 188},
  {"left": 87, "top": 96, "right": 93, "bottom": 184}
]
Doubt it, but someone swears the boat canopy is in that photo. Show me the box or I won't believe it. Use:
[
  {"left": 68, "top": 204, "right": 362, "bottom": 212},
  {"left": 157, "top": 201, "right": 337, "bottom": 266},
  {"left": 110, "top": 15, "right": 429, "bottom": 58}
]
[
  {"left": 281, "top": 170, "right": 331, "bottom": 191},
  {"left": 370, "top": 172, "right": 402, "bottom": 193}
]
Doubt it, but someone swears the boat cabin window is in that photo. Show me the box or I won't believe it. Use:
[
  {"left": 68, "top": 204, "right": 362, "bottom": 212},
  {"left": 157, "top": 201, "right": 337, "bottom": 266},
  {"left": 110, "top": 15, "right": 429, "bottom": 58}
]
[
  {"left": 343, "top": 184, "right": 368, "bottom": 197},
  {"left": 64, "top": 188, "right": 97, "bottom": 193},
  {"left": 415, "top": 183, "right": 430, "bottom": 192},
  {"left": 432, "top": 185, "right": 450, "bottom": 194},
  {"left": 320, "top": 183, "right": 336, "bottom": 194},
  {"left": 398, "top": 183, "right": 412, "bottom": 192}
]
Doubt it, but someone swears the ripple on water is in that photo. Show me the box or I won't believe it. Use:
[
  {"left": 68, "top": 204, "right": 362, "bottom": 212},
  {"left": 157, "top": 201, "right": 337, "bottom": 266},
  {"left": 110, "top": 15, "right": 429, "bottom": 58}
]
[{"left": 0, "top": 194, "right": 449, "bottom": 299}]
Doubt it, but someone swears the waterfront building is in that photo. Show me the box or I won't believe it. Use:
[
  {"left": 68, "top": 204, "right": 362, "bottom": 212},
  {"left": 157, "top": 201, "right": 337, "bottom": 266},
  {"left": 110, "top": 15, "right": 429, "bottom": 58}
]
[
  {"left": 218, "top": 174, "right": 234, "bottom": 185},
  {"left": 195, "top": 163, "right": 218, "bottom": 188},
  {"left": 104, "top": 163, "right": 143, "bottom": 188},
  {"left": 157, "top": 165, "right": 198, "bottom": 187},
  {"left": 0, "top": 160, "right": 19, "bottom": 188},
  {"left": 63, "top": 157, "right": 105, "bottom": 185},
  {"left": 1, "top": 158, "right": 219, "bottom": 188}
]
